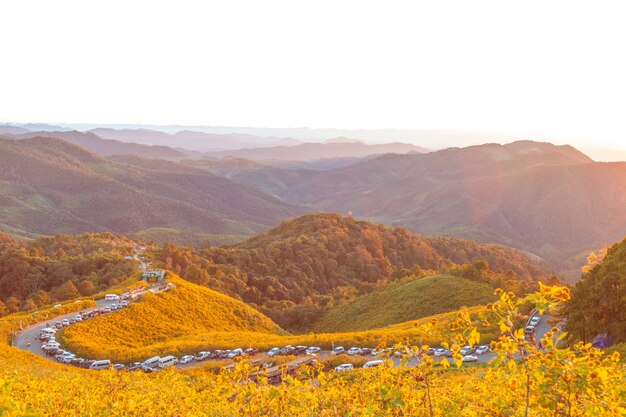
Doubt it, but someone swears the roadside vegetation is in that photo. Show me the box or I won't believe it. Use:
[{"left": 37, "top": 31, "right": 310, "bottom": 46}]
[{"left": 1, "top": 282, "right": 624, "bottom": 416}]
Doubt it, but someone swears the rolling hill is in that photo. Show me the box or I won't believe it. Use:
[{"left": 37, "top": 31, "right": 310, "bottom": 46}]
[
  {"left": 310, "top": 274, "right": 496, "bottom": 332},
  {"left": 213, "top": 141, "right": 625, "bottom": 278},
  {"left": 11, "top": 130, "right": 188, "bottom": 159},
  {"left": 204, "top": 141, "right": 427, "bottom": 161},
  {"left": 153, "top": 213, "right": 548, "bottom": 330},
  {"left": 0, "top": 136, "right": 307, "bottom": 239},
  {"left": 60, "top": 274, "right": 284, "bottom": 362}
]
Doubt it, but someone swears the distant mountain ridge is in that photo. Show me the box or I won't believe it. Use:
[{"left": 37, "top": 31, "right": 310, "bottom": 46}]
[
  {"left": 203, "top": 141, "right": 428, "bottom": 161},
  {"left": 0, "top": 136, "right": 307, "bottom": 238},
  {"left": 11, "top": 130, "right": 188, "bottom": 159},
  {"left": 205, "top": 141, "right": 622, "bottom": 278}
]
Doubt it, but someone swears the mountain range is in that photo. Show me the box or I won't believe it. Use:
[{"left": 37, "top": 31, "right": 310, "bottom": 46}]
[
  {"left": 0, "top": 136, "right": 306, "bottom": 239},
  {"left": 199, "top": 141, "right": 626, "bottom": 278}
]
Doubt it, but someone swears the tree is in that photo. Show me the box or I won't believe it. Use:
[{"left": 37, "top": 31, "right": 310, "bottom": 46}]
[
  {"left": 54, "top": 281, "right": 80, "bottom": 301},
  {"left": 78, "top": 280, "right": 96, "bottom": 296}
]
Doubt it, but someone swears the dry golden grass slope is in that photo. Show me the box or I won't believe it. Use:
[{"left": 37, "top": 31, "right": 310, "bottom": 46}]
[
  {"left": 60, "top": 273, "right": 494, "bottom": 363},
  {"left": 60, "top": 274, "right": 284, "bottom": 361}
]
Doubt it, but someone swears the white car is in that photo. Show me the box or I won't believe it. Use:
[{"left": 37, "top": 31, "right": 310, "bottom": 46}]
[
  {"left": 529, "top": 316, "right": 540, "bottom": 326},
  {"left": 347, "top": 347, "right": 361, "bottom": 355},
  {"left": 462, "top": 355, "right": 478, "bottom": 363},
  {"left": 331, "top": 346, "right": 345, "bottom": 355},
  {"left": 475, "top": 345, "right": 490, "bottom": 355},
  {"left": 334, "top": 363, "right": 353, "bottom": 372},
  {"left": 434, "top": 348, "right": 448, "bottom": 356},
  {"left": 194, "top": 351, "right": 211, "bottom": 361},
  {"left": 267, "top": 347, "right": 281, "bottom": 357},
  {"left": 305, "top": 347, "right": 321, "bottom": 355},
  {"left": 363, "top": 360, "right": 384, "bottom": 369},
  {"left": 180, "top": 355, "right": 194, "bottom": 364},
  {"left": 460, "top": 346, "right": 474, "bottom": 356},
  {"left": 227, "top": 348, "right": 243, "bottom": 359}
]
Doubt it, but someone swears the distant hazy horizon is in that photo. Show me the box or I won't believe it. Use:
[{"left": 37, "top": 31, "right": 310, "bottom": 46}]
[
  {"left": 2, "top": 121, "right": 624, "bottom": 162},
  {"left": 2, "top": 0, "right": 625, "bottom": 162}
]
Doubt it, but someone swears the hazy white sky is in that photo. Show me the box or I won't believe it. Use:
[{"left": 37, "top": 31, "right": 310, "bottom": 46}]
[{"left": 1, "top": 0, "right": 625, "bottom": 155}]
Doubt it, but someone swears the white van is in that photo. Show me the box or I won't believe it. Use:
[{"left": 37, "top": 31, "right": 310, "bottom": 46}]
[
  {"left": 104, "top": 294, "right": 120, "bottom": 301},
  {"left": 158, "top": 355, "right": 179, "bottom": 368},
  {"left": 90, "top": 360, "right": 111, "bottom": 370},
  {"left": 143, "top": 356, "right": 161, "bottom": 369}
]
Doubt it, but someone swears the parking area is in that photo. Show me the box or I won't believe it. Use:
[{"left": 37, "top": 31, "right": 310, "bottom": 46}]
[{"left": 15, "top": 292, "right": 549, "bottom": 377}]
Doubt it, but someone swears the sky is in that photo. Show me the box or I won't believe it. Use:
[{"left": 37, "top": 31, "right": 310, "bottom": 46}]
[{"left": 1, "top": 0, "right": 625, "bottom": 159}]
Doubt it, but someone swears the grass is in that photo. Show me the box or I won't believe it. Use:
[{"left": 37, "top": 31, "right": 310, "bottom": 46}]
[
  {"left": 311, "top": 274, "right": 496, "bottom": 332},
  {"left": 60, "top": 274, "right": 284, "bottom": 361}
]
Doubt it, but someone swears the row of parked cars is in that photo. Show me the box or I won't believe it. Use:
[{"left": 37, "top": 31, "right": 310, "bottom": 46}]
[
  {"left": 524, "top": 315, "right": 542, "bottom": 335},
  {"left": 39, "top": 299, "right": 133, "bottom": 370}
]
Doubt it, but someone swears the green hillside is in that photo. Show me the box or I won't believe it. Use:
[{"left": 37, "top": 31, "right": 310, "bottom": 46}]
[
  {"left": 566, "top": 237, "right": 626, "bottom": 344},
  {"left": 311, "top": 274, "right": 496, "bottom": 332}
]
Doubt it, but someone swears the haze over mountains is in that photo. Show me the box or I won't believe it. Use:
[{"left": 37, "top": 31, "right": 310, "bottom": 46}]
[
  {"left": 209, "top": 140, "right": 626, "bottom": 278},
  {"left": 0, "top": 136, "right": 306, "bottom": 239},
  {"left": 2, "top": 123, "right": 626, "bottom": 278}
]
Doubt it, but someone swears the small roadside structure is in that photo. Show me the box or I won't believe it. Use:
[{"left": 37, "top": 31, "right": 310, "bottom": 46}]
[
  {"left": 592, "top": 333, "right": 613, "bottom": 349},
  {"left": 142, "top": 269, "right": 165, "bottom": 284}
]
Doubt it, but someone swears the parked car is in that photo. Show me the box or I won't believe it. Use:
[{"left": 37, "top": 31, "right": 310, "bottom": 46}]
[
  {"left": 280, "top": 346, "right": 295, "bottom": 355},
  {"left": 347, "top": 347, "right": 361, "bottom": 355},
  {"left": 62, "top": 319, "right": 70, "bottom": 326},
  {"left": 90, "top": 360, "right": 111, "bottom": 370},
  {"left": 60, "top": 354, "right": 76, "bottom": 364},
  {"left": 305, "top": 347, "right": 321, "bottom": 355},
  {"left": 293, "top": 346, "right": 308, "bottom": 355},
  {"left": 143, "top": 356, "right": 161, "bottom": 368},
  {"left": 331, "top": 346, "right": 345, "bottom": 355},
  {"left": 363, "top": 360, "right": 384, "bottom": 369},
  {"left": 475, "top": 345, "right": 490, "bottom": 355},
  {"left": 194, "top": 351, "right": 211, "bottom": 361},
  {"left": 141, "top": 365, "right": 156, "bottom": 373},
  {"left": 79, "top": 360, "right": 95, "bottom": 369},
  {"left": 358, "top": 348, "right": 373, "bottom": 355},
  {"left": 426, "top": 348, "right": 437, "bottom": 356},
  {"left": 268, "top": 347, "right": 281, "bottom": 357},
  {"left": 244, "top": 348, "right": 258, "bottom": 356},
  {"left": 434, "top": 348, "right": 448, "bottom": 356},
  {"left": 334, "top": 363, "right": 353, "bottom": 372},
  {"left": 113, "top": 363, "right": 125, "bottom": 371},
  {"left": 460, "top": 346, "right": 475, "bottom": 356},
  {"left": 127, "top": 362, "right": 144, "bottom": 371},
  {"left": 158, "top": 356, "right": 179, "bottom": 368},
  {"left": 370, "top": 349, "right": 384, "bottom": 356},
  {"left": 227, "top": 348, "right": 243, "bottom": 359},
  {"left": 462, "top": 355, "right": 478, "bottom": 363},
  {"left": 180, "top": 355, "right": 194, "bottom": 364}
]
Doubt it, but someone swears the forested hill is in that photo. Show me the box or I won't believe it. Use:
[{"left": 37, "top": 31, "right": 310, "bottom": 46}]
[
  {"left": 566, "top": 236, "right": 626, "bottom": 344},
  {"left": 0, "top": 136, "right": 307, "bottom": 238},
  {"left": 152, "top": 213, "right": 549, "bottom": 330},
  {"left": 0, "top": 232, "right": 136, "bottom": 316}
]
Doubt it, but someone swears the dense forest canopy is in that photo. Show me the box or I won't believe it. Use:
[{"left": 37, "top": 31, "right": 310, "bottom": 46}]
[
  {"left": 0, "top": 232, "right": 135, "bottom": 316},
  {"left": 566, "top": 237, "right": 626, "bottom": 344},
  {"left": 150, "top": 213, "right": 550, "bottom": 330}
]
